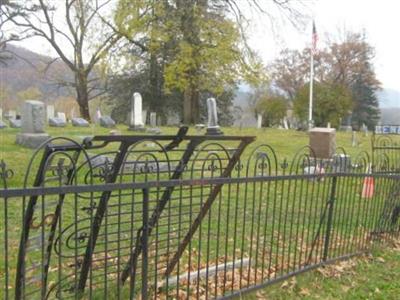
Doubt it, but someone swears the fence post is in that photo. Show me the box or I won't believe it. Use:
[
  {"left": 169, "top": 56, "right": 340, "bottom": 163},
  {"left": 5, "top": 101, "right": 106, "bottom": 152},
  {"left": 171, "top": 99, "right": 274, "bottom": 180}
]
[
  {"left": 323, "top": 176, "right": 337, "bottom": 261},
  {"left": 141, "top": 188, "right": 149, "bottom": 300}
]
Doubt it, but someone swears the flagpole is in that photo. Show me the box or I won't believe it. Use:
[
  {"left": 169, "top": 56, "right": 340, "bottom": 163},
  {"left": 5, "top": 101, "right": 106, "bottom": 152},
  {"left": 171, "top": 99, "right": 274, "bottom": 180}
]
[
  {"left": 309, "top": 20, "right": 316, "bottom": 130},
  {"left": 308, "top": 48, "right": 314, "bottom": 129}
]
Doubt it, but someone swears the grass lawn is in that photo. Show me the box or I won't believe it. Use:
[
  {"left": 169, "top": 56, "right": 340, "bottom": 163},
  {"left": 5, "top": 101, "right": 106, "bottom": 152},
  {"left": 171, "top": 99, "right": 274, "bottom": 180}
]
[
  {"left": 243, "top": 238, "right": 400, "bottom": 300},
  {"left": 0, "top": 125, "right": 374, "bottom": 187},
  {"left": 0, "top": 125, "right": 399, "bottom": 299}
]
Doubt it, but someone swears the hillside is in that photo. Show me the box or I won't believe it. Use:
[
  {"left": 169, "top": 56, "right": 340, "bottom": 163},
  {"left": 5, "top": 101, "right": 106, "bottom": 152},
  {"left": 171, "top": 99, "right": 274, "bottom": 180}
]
[
  {"left": 0, "top": 44, "right": 73, "bottom": 101},
  {"left": 380, "top": 107, "right": 400, "bottom": 125}
]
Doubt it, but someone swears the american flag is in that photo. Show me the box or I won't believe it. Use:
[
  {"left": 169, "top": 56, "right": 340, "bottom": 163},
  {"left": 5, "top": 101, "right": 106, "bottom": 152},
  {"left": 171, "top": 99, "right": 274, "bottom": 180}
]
[{"left": 312, "top": 21, "right": 318, "bottom": 55}]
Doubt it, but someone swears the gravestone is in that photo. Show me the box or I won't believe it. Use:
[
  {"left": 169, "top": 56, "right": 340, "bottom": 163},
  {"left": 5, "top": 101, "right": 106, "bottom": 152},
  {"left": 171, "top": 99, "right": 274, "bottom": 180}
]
[
  {"left": 147, "top": 112, "right": 161, "bottom": 134},
  {"left": 309, "top": 127, "right": 336, "bottom": 159},
  {"left": 332, "top": 154, "right": 351, "bottom": 173},
  {"left": 49, "top": 117, "right": 67, "bottom": 127},
  {"left": 100, "top": 116, "right": 116, "bottom": 128},
  {"left": 16, "top": 100, "right": 50, "bottom": 148},
  {"left": 8, "top": 110, "right": 16, "bottom": 120},
  {"left": 94, "top": 107, "right": 102, "bottom": 124},
  {"left": 0, "top": 120, "right": 6, "bottom": 129},
  {"left": 72, "top": 117, "right": 90, "bottom": 127},
  {"left": 362, "top": 123, "right": 368, "bottom": 137},
  {"left": 283, "top": 117, "right": 289, "bottom": 130},
  {"left": 142, "top": 110, "right": 147, "bottom": 126},
  {"left": 257, "top": 114, "right": 262, "bottom": 129},
  {"left": 57, "top": 112, "right": 67, "bottom": 123},
  {"left": 9, "top": 118, "right": 22, "bottom": 128},
  {"left": 166, "top": 112, "right": 180, "bottom": 126},
  {"left": 351, "top": 131, "right": 357, "bottom": 147},
  {"left": 129, "top": 92, "right": 145, "bottom": 131},
  {"left": 46, "top": 105, "right": 55, "bottom": 120},
  {"left": 206, "top": 98, "right": 223, "bottom": 135},
  {"left": 149, "top": 112, "right": 157, "bottom": 127}
]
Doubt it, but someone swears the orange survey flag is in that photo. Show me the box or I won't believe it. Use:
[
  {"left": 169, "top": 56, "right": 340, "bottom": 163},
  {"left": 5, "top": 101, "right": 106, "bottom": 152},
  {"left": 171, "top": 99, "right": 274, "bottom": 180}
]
[{"left": 361, "top": 164, "right": 374, "bottom": 198}]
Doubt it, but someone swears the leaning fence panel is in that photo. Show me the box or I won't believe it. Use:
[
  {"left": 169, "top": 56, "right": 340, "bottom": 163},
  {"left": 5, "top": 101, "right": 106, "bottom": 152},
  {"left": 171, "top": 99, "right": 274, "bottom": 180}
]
[
  {"left": 1, "top": 173, "right": 400, "bottom": 299},
  {"left": 1, "top": 133, "right": 400, "bottom": 299}
]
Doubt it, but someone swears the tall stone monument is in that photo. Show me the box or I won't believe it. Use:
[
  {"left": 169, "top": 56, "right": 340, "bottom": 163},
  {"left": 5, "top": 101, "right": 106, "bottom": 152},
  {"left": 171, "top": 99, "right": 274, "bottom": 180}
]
[
  {"left": 206, "top": 98, "right": 223, "bottom": 135},
  {"left": 129, "top": 92, "right": 145, "bottom": 131},
  {"left": 16, "top": 100, "right": 50, "bottom": 148}
]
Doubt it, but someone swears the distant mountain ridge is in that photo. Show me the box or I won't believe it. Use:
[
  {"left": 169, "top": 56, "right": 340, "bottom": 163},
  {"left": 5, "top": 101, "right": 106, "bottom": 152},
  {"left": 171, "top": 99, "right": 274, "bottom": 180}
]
[{"left": 0, "top": 44, "right": 73, "bottom": 101}]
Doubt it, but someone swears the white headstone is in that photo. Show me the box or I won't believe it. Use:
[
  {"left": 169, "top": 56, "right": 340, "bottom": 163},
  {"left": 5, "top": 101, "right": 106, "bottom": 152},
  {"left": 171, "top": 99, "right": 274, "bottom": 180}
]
[
  {"left": 327, "top": 122, "right": 331, "bottom": 128},
  {"left": 46, "top": 105, "right": 55, "bottom": 120},
  {"left": 283, "top": 117, "right": 289, "bottom": 130},
  {"left": 257, "top": 114, "right": 262, "bottom": 129},
  {"left": 129, "top": 92, "right": 144, "bottom": 130},
  {"left": 57, "top": 112, "right": 67, "bottom": 123},
  {"left": 95, "top": 107, "right": 102, "bottom": 124},
  {"left": 206, "top": 98, "right": 223, "bottom": 135}
]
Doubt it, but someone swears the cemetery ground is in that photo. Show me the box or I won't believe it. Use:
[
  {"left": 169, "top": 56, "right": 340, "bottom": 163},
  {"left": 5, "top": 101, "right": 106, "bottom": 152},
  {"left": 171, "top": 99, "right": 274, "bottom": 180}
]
[
  {"left": 1, "top": 126, "right": 399, "bottom": 299},
  {"left": 0, "top": 126, "right": 373, "bottom": 186},
  {"left": 244, "top": 239, "right": 400, "bottom": 299}
]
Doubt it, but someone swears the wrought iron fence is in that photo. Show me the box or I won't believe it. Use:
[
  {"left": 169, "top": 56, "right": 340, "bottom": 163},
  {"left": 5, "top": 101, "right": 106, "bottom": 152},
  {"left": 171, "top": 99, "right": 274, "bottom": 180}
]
[
  {"left": 0, "top": 131, "right": 399, "bottom": 300},
  {"left": 372, "top": 134, "right": 400, "bottom": 173}
]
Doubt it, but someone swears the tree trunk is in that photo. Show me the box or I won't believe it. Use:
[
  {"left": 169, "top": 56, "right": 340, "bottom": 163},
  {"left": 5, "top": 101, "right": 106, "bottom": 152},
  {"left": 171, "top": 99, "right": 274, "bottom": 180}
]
[
  {"left": 183, "top": 88, "right": 192, "bottom": 124},
  {"left": 76, "top": 73, "right": 91, "bottom": 121},
  {"left": 149, "top": 52, "right": 163, "bottom": 115},
  {"left": 183, "top": 85, "right": 199, "bottom": 124}
]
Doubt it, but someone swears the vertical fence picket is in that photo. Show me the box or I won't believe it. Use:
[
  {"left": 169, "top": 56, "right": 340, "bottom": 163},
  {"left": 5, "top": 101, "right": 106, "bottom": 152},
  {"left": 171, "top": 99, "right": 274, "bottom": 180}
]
[
  {"left": 323, "top": 176, "right": 337, "bottom": 261},
  {"left": 141, "top": 188, "right": 149, "bottom": 300}
]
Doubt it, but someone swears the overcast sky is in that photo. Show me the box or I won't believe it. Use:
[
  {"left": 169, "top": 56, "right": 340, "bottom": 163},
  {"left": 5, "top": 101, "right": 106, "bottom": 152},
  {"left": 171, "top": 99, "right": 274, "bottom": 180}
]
[
  {"left": 250, "top": 0, "right": 400, "bottom": 90},
  {"left": 11, "top": 0, "right": 400, "bottom": 90}
]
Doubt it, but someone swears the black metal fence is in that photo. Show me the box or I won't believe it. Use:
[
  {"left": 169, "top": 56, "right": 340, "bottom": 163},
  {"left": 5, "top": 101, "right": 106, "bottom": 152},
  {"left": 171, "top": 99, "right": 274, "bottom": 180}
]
[{"left": 1, "top": 132, "right": 400, "bottom": 300}]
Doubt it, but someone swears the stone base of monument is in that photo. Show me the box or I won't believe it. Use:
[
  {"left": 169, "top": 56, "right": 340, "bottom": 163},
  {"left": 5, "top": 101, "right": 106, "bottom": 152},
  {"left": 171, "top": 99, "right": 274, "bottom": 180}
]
[
  {"left": 99, "top": 116, "right": 116, "bottom": 128},
  {"left": 128, "top": 125, "right": 146, "bottom": 131},
  {"left": 72, "top": 117, "right": 90, "bottom": 127},
  {"left": 49, "top": 117, "right": 67, "bottom": 127},
  {"left": 206, "top": 126, "right": 223, "bottom": 136},
  {"left": 147, "top": 127, "right": 162, "bottom": 135},
  {"left": 16, "top": 133, "right": 51, "bottom": 149}
]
